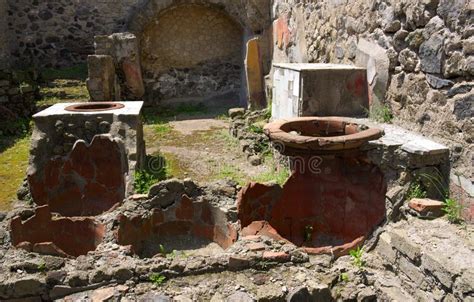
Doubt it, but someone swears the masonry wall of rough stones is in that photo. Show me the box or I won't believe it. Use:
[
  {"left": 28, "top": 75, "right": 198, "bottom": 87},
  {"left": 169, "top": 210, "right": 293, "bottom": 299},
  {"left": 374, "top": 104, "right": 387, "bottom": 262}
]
[
  {"left": 0, "top": 70, "right": 38, "bottom": 134},
  {"left": 6, "top": 0, "right": 139, "bottom": 68},
  {"left": 0, "top": 0, "right": 9, "bottom": 69},
  {"left": 272, "top": 0, "right": 473, "bottom": 201},
  {"left": 7, "top": 0, "right": 271, "bottom": 69}
]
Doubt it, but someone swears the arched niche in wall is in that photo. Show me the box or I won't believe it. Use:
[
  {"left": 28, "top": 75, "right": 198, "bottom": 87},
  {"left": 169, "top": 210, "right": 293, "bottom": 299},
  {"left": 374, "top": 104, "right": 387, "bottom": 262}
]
[
  {"left": 139, "top": 4, "right": 244, "bottom": 103},
  {"left": 125, "top": 0, "right": 271, "bottom": 106}
]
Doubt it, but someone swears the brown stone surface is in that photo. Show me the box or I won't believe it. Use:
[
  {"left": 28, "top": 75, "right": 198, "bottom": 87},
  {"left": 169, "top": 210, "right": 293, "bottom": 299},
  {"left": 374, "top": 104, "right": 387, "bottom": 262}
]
[
  {"left": 408, "top": 198, "right": 445, "bottom": 217},
  {"left": 28, "top": 135, "right": 127, "bottom": 217},
  {"left": 245, "top": 37, "right": 266, "bottom": 110},
  {"left": 10, "top": 205, "right": 105, "bottom": 257}
]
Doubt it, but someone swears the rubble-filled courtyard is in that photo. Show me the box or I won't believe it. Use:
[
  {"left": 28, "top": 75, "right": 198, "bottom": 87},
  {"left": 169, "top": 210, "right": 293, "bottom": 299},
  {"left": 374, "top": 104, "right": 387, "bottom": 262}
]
[{"left": 0, "top": 0, "right": 473, "bottom": 301}]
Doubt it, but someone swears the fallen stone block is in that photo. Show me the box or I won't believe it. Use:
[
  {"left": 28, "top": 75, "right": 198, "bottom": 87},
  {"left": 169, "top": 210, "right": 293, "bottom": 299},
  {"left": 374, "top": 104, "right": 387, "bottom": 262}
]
[{"left": 408, "top": 198, "right": 445, "bottom": 218}]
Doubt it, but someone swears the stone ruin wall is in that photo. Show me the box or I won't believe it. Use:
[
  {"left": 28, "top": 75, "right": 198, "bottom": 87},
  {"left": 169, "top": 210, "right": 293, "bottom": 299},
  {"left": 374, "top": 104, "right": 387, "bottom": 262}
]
[
  {"left": 6, "top": 0, "right": 140, "bottom": 68},
  {"left": 0, "top": 0, "right": 9, "bottom": 69},
  {"left": 6, "top": 0, "right": 272, "bottom": 102},
  {"left": 272, "top": 0, "right": 473, "bottom": 207}
]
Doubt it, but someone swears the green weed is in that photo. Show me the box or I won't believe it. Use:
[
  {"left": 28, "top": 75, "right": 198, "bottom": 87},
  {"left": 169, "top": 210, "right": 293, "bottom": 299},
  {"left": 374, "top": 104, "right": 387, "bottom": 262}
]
[
  {"left": 159, "top": 244, "right": 167, "bottom": 256},
  {"left": 0, "top": 118, "right": 33, "bottom": 136},
  {"left": 37, "top": 262, "right": 47, "bottom": 272},
  {"left": 304, "top": 225, "right": 313, "bottom": 242},
  {"left": 215, "top": 113, "right": 229, "bottom": 120},
  {"left": 252, "top": 164, "right": 290, "bottom": 186},
  {"left": 216, "top": 164, "right": 245, "bottom": 185},
  {"left": 154, "top": 122, "right": 173, "bottom": 138},
  {"left": 339, "top": 272, "right": 350, "bottom": 283},
  {"left": 264, "top": 103, "right": 272, "bottom": 120},
  {"left": 134, "top": 170, "right": 158, "bottom": 194},
  {"left": 418, "top": 170, "right": 449, "bottom": 200},
  {"left": 134, "top": 155, "right": 169, "bottom": 194},
  {"left": 248, "top": 124, "right": 264, "bottom": 134},
  {"left": 149, "top": 273, "right": 166, "bottom": 286},
  {"left": 41, "top": 64, "right": 88, "bottom": 81},
  {"left": 407, "top": 181, "right": 427, "bottom": 200},
  {"left": 349, "top": 247, "right": 365, "bottom": 269},
  {"left": 143, "top": 104, "right": 208, "bottom": 124},
  {"left": 367, "top": 103, "right": 393, "bottom": 123},
  {"left": 443, "top": 198, "right": 465, "bottom": 224},
  {"left": 215, "top": 129, "right": 240, "bottom": 149}
]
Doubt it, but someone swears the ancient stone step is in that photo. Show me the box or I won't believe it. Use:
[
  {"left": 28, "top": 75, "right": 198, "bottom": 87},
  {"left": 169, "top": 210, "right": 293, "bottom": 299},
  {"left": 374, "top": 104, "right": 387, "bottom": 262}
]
[{"left": 375, "top": 218, "right": 474, "bottom": 300}]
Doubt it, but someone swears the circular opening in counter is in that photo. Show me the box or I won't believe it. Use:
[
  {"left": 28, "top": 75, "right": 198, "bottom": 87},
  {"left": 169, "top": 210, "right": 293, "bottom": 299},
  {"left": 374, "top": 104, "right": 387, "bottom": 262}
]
[{"left": 64, "top": 102, "right": 125, "bottom": 112}]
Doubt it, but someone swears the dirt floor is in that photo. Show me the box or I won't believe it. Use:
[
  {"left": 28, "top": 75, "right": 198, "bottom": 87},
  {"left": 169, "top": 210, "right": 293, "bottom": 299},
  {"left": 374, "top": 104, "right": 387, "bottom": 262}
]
[{"left": 143, "top": 108, "right": 272, "bottom": 185}]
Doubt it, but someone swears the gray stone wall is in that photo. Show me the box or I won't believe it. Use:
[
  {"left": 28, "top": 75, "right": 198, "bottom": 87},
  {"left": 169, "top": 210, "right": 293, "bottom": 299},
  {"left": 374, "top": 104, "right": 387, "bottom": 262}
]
[
  {"left": 272, "top": 0, "right": 473, "bottom": 203},
  {"left": 0, "top": 0, "right": 9, "bottom": 69},
  {"left": 6, "top": 0, "right": 271, "bottom": 69},
  {"left": 0, "top": 70, "right": 39, "bottom": 134},
  {"left": 7, "top": 0, "right": 140, "bottom": 68}
]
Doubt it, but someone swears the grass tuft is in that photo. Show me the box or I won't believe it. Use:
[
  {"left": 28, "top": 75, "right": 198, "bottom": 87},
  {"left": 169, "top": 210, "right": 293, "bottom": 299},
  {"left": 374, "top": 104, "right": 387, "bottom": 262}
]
[
  {"left": 149, "top": 273, "right": 166, "bottom": 286},
  {"left": 41, "top": 64, "right": 88, "bottom": 81},
  {"left": 407, "top": 181, "right": 427, "bottom": 200},
  {"left": 367, "top": 103, "right": 393, "bottom": 123},
  {"left": 134, "top": 155, "right": 169, "bottom": 194},
  {"left": 443, "top": 198, "right": 465, "bottom": 224},
  {"left": 349, "top": 247, "right": 365, "bottom": 269}
]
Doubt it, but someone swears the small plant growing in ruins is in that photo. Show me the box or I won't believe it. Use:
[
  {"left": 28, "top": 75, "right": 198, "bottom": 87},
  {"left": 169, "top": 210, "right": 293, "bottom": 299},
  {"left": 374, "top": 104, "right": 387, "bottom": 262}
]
[
  {"left": 264, "top": 104, "right": 272, "bottom": 120},
  {"left": 339, "top": 272, "right": 350, "bottom": 283},
  {"left": 248, "top": 123, "right": 264, "bottom": 134},
  {"left": 37, "top": 262, "right": 47, "bottom": 272},
  {"left": 149, "top": 273, "right": 166, "bottom": 286},
  {"left": 407, "top": 181, "right": 427, "bottom": 200},
  {"left": 256, "top": 260, "right": 274, "bottom": 271},
  {"left": 215, "top": 113, "right": 229, "bottom": 120},
  {"left": 443, "top": 198, "right": 465, "bottom": 224},
  {"left": 304, "top": 225, "right": 313, "bottom": 243},
  {"left": 349, "top": 247, "right": 365, "bottom": 269},
  {"left": 217, "top": 164, "right": 245, "bottom": 185},
  {"left": 367, "top": 103, "right": 393, "bottom": 123},
  {"left": 134, "top": 170, "right": 158, "bottom": 194},
  {"left": 159, "top": 244, "right": 167, "bottom": 256},
  {"left": 154, "top": 122, "right": 173, "bottom": 138},
  {"left": 253, "top": 164, "right": 290, "bottom": 186}
]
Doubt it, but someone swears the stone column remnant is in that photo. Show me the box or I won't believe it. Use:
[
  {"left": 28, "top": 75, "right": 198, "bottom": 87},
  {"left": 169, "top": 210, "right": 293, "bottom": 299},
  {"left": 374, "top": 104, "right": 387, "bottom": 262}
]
[
  {"left": 245, "top": 37, "right": 266, "bottom": 110},
  {"left": 86, "top": 55, "right": 117, "bottom": 101},
  {"left": 93, "top": 32, "right": 145, "bottom": 100},
  {"left": 355, "top": 39, "right": 390, "bottom": 106}
]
